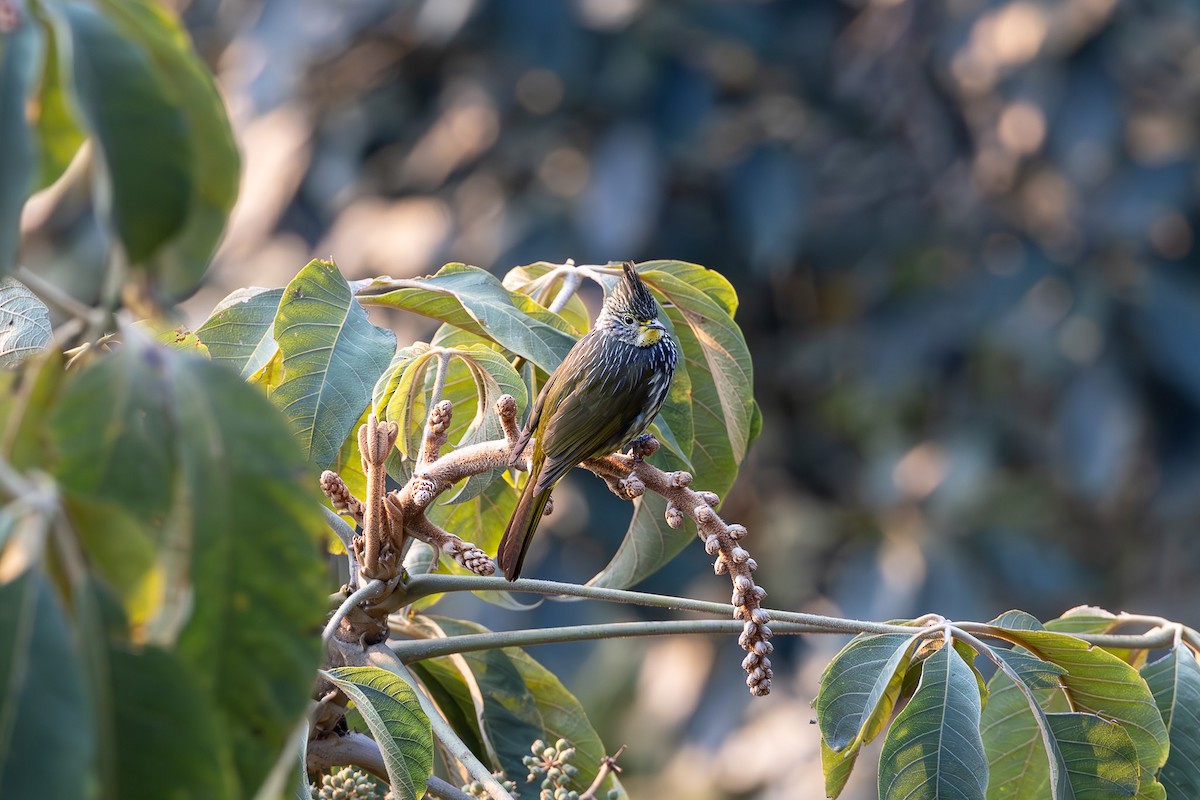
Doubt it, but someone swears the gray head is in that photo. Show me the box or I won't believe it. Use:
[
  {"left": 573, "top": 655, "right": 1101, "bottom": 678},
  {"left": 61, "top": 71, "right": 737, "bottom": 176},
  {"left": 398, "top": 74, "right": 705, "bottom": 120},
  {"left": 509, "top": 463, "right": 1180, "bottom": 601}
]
[{"left": 600, "top": 262, "right": 668, "bottom": 348}]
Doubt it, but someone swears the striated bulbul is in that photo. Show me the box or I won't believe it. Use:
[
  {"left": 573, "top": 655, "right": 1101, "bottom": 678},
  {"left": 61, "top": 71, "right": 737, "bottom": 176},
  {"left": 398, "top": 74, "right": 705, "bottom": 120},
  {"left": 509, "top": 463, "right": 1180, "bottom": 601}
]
[{"left": 498, "top": 262, "right": 678, "bottom": 580}]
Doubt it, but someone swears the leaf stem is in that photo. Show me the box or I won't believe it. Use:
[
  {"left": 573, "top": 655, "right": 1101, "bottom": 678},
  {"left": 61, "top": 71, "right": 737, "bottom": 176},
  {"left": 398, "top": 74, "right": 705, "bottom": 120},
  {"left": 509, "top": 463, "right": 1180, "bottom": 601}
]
[
  {"left": 401, "top": 574, "right": 922, "bottom": 635},
  {"left": 389, "top": 618, "right": 816, "bottom": 662}
]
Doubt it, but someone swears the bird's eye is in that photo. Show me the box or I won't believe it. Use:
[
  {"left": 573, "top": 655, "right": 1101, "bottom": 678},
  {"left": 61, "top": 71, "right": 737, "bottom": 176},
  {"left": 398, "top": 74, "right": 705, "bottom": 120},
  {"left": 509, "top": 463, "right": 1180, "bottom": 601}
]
[{"left": 623, "top": 315, "right": 635, "bottom": 325}]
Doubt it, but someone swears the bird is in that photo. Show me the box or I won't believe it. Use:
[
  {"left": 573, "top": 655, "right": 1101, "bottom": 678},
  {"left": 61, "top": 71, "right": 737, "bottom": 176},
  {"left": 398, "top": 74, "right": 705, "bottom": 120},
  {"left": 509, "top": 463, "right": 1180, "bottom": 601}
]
[{"left": 497, "top": 262, "right": 678, "bottom": 581}]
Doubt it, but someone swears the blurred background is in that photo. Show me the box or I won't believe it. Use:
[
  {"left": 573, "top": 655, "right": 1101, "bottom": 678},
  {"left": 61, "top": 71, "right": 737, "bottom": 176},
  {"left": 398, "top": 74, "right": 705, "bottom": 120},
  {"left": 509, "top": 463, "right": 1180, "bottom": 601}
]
[{"left": 30, "top": 0, "right": 1200, "bottom": 796}]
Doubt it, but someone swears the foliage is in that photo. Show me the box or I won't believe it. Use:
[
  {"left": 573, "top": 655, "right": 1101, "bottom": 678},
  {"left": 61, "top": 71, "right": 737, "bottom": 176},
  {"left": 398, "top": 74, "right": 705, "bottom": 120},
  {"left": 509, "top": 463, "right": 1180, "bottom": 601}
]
[{"left": 1, "top": 3, "right": 1199, "bottom": 800}]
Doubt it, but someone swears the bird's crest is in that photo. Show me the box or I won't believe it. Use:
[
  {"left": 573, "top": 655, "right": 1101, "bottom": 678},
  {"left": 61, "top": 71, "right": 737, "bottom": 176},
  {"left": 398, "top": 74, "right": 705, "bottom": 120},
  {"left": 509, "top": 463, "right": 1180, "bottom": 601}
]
[{"left": 608, "top": 262, "right": 659, "bottom": 320}]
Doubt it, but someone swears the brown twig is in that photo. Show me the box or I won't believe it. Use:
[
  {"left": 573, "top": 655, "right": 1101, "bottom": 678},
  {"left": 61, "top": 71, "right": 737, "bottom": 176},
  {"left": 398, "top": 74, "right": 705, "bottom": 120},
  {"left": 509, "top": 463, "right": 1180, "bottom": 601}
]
[
  {"left": 579, "top": 744, "right": 627, "bottom": 800},
  {"left": 584, "top": 437, "right": 774, "bottom": 695}
]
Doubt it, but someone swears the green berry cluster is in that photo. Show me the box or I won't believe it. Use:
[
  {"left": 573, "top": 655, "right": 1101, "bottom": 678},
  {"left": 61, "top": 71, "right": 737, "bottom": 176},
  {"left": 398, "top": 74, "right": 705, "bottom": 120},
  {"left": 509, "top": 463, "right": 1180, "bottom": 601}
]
[
  {"left": 313, "top": 766, "right": 380, "bottom": 800},
  {"left": 462, "top": 772, "right": 519, "bottom": 798},
  {"left": 522, "top": 738, "right": 582, "bottom": 800}
]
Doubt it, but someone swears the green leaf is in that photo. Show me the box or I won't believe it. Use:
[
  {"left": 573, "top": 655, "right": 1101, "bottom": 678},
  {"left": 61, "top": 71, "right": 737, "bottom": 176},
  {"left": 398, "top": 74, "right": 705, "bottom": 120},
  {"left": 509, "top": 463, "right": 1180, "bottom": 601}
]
[
  {"left": 361, "top": 263, "right": 577, "bottom": 372},
  {"left": 109, "top": 642, "right": 232, "bottom": 800},
  {"left": 0, "top": 278, "right": 52, "bottom": 366},
  {"left": 0, "top": 566, "right": 94, "bottom": 797},
  {"left": 323, "top": 667, "right": 434, "bottom": 800},
  {"left": 982, "top": 662, "right": 1052, "bottom": 799},
  {"left": 50, "top": 332, "right": 329, "bottom": 794},
  {"left": 54, "top": 0, "right": 193, "bottom": 263},
  {"left": 63, "top": 492, "right": 159, "bottom": 626},
  {"left": 1046, "top": 713, "right": 1140, "bottom": 798},
  {"left": 506, "top": 646, "right": 627, "bottom": 797},
  {"left": 414, "top": 617, "right": 544, "bottom": 782},
  {"left": 273, "top": 259, "right": 397, "bottom": 468},
  {"left": 501, "top": 262, "right": 591, "bottom": 335},
  {"left": 420, "top": 617, "right": 618, "bottom": 795},
  {"left": 0, "top": 5, "right": 42, "bottom": 273},
  {"left": 821, "top": 737, "right": 861, "bottom": 800},
  {"left": 97, "top": 0, "right": 239, "bottom": 298},
  {"left": 372, "top": 342, "right": 435, "bottom": 463},
  {"left": 1142, "top": 643, "right": 1200, "bottom": 797},
  {"left": 993, "top": 626, "right": 1169, "bottom": 797},
  {"left": 30, "top": 7, "right": 84, "bottom": 188},
  {"left": 196, "top": 287, "right": 284, "bottom": 378},
  {"left": 817, "top": 631, "right": 924, "bottom": 752},
  {"left": 878, "top": 644, "right": 988, "bottom": 800}
]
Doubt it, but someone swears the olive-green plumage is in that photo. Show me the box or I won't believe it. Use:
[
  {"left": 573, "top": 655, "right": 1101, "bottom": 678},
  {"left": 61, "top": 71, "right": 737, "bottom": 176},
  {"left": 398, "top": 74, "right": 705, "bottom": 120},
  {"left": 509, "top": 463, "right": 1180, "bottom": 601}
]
[{"left": 498, "top": 262, "right": 678, "bottom": 581}]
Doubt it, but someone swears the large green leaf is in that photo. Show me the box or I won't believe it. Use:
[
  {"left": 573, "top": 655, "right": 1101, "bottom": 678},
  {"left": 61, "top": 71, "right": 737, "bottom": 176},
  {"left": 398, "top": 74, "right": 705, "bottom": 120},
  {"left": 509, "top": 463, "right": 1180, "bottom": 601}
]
[
  {"left": 97, "top": 0, "right": 238, "bottom": 297},
  {"left": 323, "top": 667, "right": 434, "bottom": 800},
  {"left": 982, "top": 662, "right": 1053, "bottom": 799},
  {"left": 373, "top": 342, "right": 436, "bottom": 463},
  {"left": 109, "top": 642, "right": 232, "bottom": 800},
  {"left": 417, "top": 617, "right": 542, "bottom": 783},
  {"left": 360, "top": 263, "right": 577, "bottom": 373},
  {"left": 413, "top": 617, "right": 619, "bottom": 796},
  {"left": 505, "top": 646, "right": 626, "bottom": 798},
  {"left": 878, "top": 644, "right": 988, "bottom": 800},
  {"left": 0, "top": 278, "right": 52, "bottom": 367},
  {"left": 0, "top": 566, "right": 94, "bottom": 797},
  {"left": 0, "top": 5, "right": 41, "bottom": 273},
  {"left": 993, "top": 626, "right": 1169, "bottom": 798},
  {"left": 50, "top": 333, "right": 328, "bottom": 794},
  {"left": 273, "top": 259, "right": 397, "bottom": 468},
  {"left": 1142, "top": 644, "right": 1200, "bottom": 797},
  {"left": 54, "top": 1, "right": 193, "bottom": 264},
  {"left": 817, "top": 631, "right": 924, "bottom": 752},
  {"left": 196, "top": 287, "right": 284, "bottom": 378}
]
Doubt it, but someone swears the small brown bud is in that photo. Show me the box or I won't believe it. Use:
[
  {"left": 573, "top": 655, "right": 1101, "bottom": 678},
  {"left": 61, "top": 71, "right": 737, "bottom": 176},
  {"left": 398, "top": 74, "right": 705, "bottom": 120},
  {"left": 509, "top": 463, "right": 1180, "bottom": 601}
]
[
  {"left": 496, "top": 394, "right": 517, "bottom": 417},
  {"left": 745, "top": 557, "right": 758, "bottom": 572},
  {"left": 429, "top": 400, "right": 453, "bottom": 433},
  {"left": 727, "top": 524, "right": 748, "bottom": 540},
  {"left": 754, "top": 640, "right": 774, "bottom": 655},
  {"left": 714, "top": 559, "right": 729, "bottom": 575},
  {"left": 704, "top": 535, "right": 721, "bottom": 555},
  {"left": 742, "top": 652, "right": 761, "bottom": 671},
  {"left": 694, "top": 505, "right": 715, "bottom": 524},
  {"left": 733, "top": 574, "right": 753, "bottom": 592},
  {"left": 665, "top": 504, "right": 685, "bottom": 529},
  {"left": 733, "top": 604, "right": 750, "bottom": 620},
  {"left": 730, "top": 546, "right": 750, "bottom": 564},
  {"left": 732, "top": 590, "right": 746, "bottom": 607},
  {"left": 751, "top": 608, "right": 771, "bottom": 625},
  {"left": 622, "top": 476, "right": 645, "bottom": 499},
  {"left": 751, "top": 679, "right": 771, "bottom": 696},
  {"left": 759, "top": 625, "right": 773, "bottom": 639},
  {"left": 752, "top": 586, "right": 767, "bottom": 601},
  {"left": 670, "top": 471, "right": 693, "bottom": 488}
]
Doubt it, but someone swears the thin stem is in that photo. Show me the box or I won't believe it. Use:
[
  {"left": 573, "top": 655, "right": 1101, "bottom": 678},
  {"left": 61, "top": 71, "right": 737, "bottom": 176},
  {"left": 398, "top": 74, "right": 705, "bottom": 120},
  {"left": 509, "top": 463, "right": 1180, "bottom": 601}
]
[
  {"left": 401, "top": 574, "right": 922, "bottom": 635},
  {"left": 323, "top": 579, "right": 393, "bottom": 642},
  {"left": 428, "top": 349, "right": 451, "bottom": 409},
  {"left": 579, "top": 744, "right": 626, "bottom": 800},
  {"left": 955, "top": 621, "right": 1179, "bottom": 651},
  {"left": 389, "top": 618, "right": 816, "bottom": 662},
  {"left": 322, "top": 506, "right": 357, "bottom": 552},
  {"left": 16, "top": 265, "right": 100, "bottom": 323},
  {"left": 546, "top": 266, "right": 582, "bottom": 315},
  {"left": 368, "top": 647, "right": 514, "bottom": 800},
  {"left": 426, "top": 776, "right": 476, "bottom": 800}
]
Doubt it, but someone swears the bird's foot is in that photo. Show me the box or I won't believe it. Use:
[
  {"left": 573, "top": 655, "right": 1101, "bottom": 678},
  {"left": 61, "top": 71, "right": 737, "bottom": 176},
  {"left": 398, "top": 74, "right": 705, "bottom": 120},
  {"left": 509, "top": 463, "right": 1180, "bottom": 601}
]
[{"left": 627, "top": 433, "right": 659, "bottom": 462}]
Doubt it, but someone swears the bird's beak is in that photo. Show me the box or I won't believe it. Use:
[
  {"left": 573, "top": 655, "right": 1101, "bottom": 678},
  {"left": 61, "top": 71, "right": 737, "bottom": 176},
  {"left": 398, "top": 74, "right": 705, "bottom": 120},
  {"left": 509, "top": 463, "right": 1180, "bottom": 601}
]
[{"left": 647, "top": 319, "right": 666, "bottom": 332}]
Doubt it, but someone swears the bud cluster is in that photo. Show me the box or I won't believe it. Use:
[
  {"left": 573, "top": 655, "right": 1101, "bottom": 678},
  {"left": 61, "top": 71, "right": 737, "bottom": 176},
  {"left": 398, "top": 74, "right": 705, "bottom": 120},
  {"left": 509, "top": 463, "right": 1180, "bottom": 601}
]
[
  {"left": 463, "top": 772, "right": 519, "bottom": 799},
  {"left": 313, "top": 766, "right": 380, "bottom": 800},
  {"left": 522, "top": 738, "right": 582, "bottom": 800}
]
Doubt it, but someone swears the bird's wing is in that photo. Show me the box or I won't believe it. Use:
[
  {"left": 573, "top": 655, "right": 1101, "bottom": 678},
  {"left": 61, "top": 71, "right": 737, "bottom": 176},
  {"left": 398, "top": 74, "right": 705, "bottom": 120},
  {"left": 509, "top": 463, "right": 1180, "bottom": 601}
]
[{"left": 535, "top": 344, "right": 659, "bottom": 492}]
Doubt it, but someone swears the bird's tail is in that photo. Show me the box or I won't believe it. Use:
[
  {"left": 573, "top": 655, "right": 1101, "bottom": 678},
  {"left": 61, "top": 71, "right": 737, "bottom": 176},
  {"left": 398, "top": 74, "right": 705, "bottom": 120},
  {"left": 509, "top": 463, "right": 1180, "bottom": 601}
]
[{"left": 497, "top": 460, "right": 552, "bottom": 581}]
